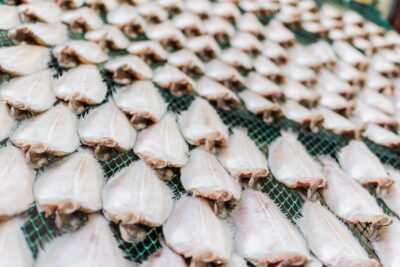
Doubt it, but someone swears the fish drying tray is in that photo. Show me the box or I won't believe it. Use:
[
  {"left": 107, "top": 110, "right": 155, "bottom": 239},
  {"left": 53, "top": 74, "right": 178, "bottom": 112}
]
[{"left": 0, "top": 0, "right": 399, "bottom": 265}]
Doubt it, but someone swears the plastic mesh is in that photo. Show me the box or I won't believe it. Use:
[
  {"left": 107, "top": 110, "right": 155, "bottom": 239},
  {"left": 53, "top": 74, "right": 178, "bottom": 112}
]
[{"left": 0, "top": 0, "right": 398, "bottom": 264}]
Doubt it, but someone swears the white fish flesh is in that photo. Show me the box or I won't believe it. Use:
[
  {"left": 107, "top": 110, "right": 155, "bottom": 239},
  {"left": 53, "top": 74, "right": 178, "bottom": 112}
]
[
  {"left": 268, "top": 131, "right": 326, "bottom": 199},
  {"left": 220, "top": 48, "right": 253, "bottom": 73},
  {"left": 262, "top": 40, "right": 289, "bottom": 65},
  {"left": 288, "top": 44, "right": 321, "bottom": 72},
  {"left": 85, "top": 0, "right": 118, "bottom": 12},
  {"left": 157, "top": 0, "right": 183, "bottom": 15},
  {"left": 353, "top": 100, "right": 397, "bottom": 130},
  {"left": 53, "top": 40, "right": 108, "bottom": 68},
  {"left": 358, "top": 88, "right": 395, "bottom": 115},
  {"left": 385, "top": 30, "right": 400, "bottom": 48},
  {"left": 163, "top": 195, "right": 231, "bottom": 265},
  {"left": 140, "top": 242, "right": 187, "bottom": 267},
  {"left": 237, "top": 13, "right": 265, "bottom": 39},
  {"left": 107, "top": 5, "right": 147, "bottom": 38},
  {"left": 363, "top": 124, "right": 400, "bottom": 148},
  {"left": 380, "top": 166, "right": 400, "bottom": 215},
  {"left": 103, "top": 160, "right": 173, "bottom": 243},
  {"left": 211, "top": 2, "right": 240, "bottom": 24},
  {"left": 316, "top": 106, "right": 361, "bottom": 137},
  {"left": 364, "top": 21, "right": 385, "bottom": 36},
  {"left": 231, "top": 31, "right": 263, "bottom": 57},
  {"left": 316, "top": 87, "right": 355, "bottom": 116},
  {"left": 281, "top": 100, "right": 323, "bottom": 132},
  {"left": 370, "top": 54, "right": 398, "bottom": 78},
  {"left": 9, "top": 23, "right": 67, "bottom": 47},
  {"left": 245, "top": 71, "right": 283, "bottom": 100},
  {"left": 229, "top": 254, "right": 247, "bottom": 267},
  {"left": 11, "top": 103, "right": 80, "bottom": 168},
  {"left": 78, "top": 101, "right": 137, "bottom": 161},
  {"left": 282, "top": 79, "right": 320, "bottom": 107},
  {"left": 18, "top": 2, "right": 61, "bottom": 24},
  {"left": 283, "top": 63, "right": 317, "bottom": 88},
  {"left": 135, "top": 112, "right": 189, "bottom": 170},
  {"left": 184, "top": 0, "right": 211, "bottom": 19},
  {"left": 53, "top": 0, "right": 84, "bottom": 9},
  {"left": 318, "top": 68, "right": 357, "bottom": 98},
  {"left": 333, "top": 61, "right": 365, "bottom": 88},
  {"left": 167, "top": 49, "right": 204, "bottom": 76},
  {"left": 186, "top": 35, "right": 221, "bottom": 61},
  {"left": 203, "top": 16, "right": 235, "bottom": 44},
  {"left": 306, "top": 256, "right": 323, "bottom": 267},
  {"left": 0, "top": 102, "right": 16, "bottom": 142},
  {"left": 35, "top": 214, "right": 136, "bottom": 267},
  {"left": 204, "top": 59, "right": 245, "bottom": 90},
  {"left": 239, "top": 90, "right": 281, "bottom": 123},
  {"left": 85, "top": 25, "right": 130, "bottom": 51},
  {"left": 0, "top": 145, "right": 34, "bottom": 219},
  {"left": 0, "top": 69, "right": 55, "bottom": 118},
  {"left": 230, "top": 188, "right": 310, "bottom": 266},
  {"left": 146, "top": 22, "right": 186, "bottom": 51},
  {"left": 353, "top": 37, "right": 375, "bottom": 55},
  {"left": 337, "top": 140, "right": 393, "bottom": 194},
  {"left": 137, "top": 2, "right": 168, "bottom": 24},
  {"left": 319, "top": 156, "right": 391, "bottom": 238},
  {"left": 297, "top": 201, "right": 379, "bottom": 267},
  {"left": 344, "top": 25, "right": 367, "bottom": 39},
  {"left": 253, "top": 55, "right": 284, "bottom": 84},
  {"left": 178, "top": 97, "right": 228, "bottom": 152},
  {"left": 173, "top": 12, "right": 205, "bottom": 37},
  {"left": 373, "top": 217, "right": 400, "bottom": 267},
  {"left": 0, "top": 44, "right": 50, "bottom": 76},
  {"left": 113, "top": 80, "right": 167, "bottom": 129},
  {"left": 276, "top": 5, "right": 301, "bottom": 26},
  {"left": 61, "top": 7, "right": 104, "bottom": 32},
  {"left": 320, "top": 5, "right": 342, "bottom": 20},
  {"left": 264, "top": 20, "right": 296, "bottom": 48},
  {"left": 105, "top": 55, "right": 152, "bottom": 85},
  {"left": 127, "top": 40, "right": 167, "bottom": 64},
  {"left": 194, "top": 77, "right": 239, "bottom": 109},
  {"left": 366, "top": 69, "right": 394, "bottom": 96},
  {"left": 181, "top": 147, "right": 241, "bottom": 217},
  {"left": 153, "top": 64, "right": 195, "bottom": 96},
  {"left": 54, "top": 65, "right": 107, "bottom": 114},
  {"left": 0, "top": 217, "right": 34, "bottom": 267},
  {"left": 344, "top": 10, "right": 365, "bottom": 26},
  {"left": 0, "top": 6, "right": 20, "bottom": 30},
  {"left": 34, "top": 149, "right": 104, "bottom": 231},
  {"left": 218, "top": 127, "right": 270, "bottom": 188}
]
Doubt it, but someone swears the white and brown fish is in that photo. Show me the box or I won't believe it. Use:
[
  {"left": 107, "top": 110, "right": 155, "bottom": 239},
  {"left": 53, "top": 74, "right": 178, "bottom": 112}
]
[
  {"left": 104, "top": 55, "right": 153, "bottom": 85},
  {"left": 195, "top": 77, "right": 239, "bottom": 109}
]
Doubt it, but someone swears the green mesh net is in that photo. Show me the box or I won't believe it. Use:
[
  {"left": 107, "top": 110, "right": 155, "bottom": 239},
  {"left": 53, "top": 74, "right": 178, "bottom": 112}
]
[{"left": 0, "top": 0, "right": 398, "bottom": 264}]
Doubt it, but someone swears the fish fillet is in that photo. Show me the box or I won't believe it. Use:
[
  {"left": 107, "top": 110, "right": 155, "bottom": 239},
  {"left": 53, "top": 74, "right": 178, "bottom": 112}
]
[
  {"left": 140, "top": 242, "right": 187, "bottom": 267},
  {"left": 0, "top": 102, "right": 15, "bottom": 142},
  {"left": 373, "top": 217, "right": 400, "bottom": 267},
  {"left": 380, "top": 166, "right": 400, "bottom": 216}
]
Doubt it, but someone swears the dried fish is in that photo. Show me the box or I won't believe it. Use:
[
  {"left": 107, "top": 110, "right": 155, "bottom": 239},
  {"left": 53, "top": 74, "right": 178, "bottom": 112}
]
[
  {"left": 157, "top": 0, "right": 183, "bottom": 15},
  {"left": 85, "top": 0, "right": 118, "bottom": 12},
  {"left": 178, "top": 97, "right": 228, "bottom": 152},
  {"left": 363, "top": 124, "right": 400, "bottom": 148},
  {"left": 18, "top": 2, "right": 61, "bottom": 24},
  {"left": 186, "top": 35, "right": 221, "bottom": 61},
  {"left": 0, "top": 44, "right": 50, "bottom": 76},
  {"left": 78, "top": 101, "right": 137, "bottom": 161},
  {"left": 378, "top": 48, "right": 400, "bottom": 67},
  {"left": 167, "top": 49, "right": 204, "bottom": 76},
  {"left": 282, "top": 79, "right": 320, "bottom": 107},
  {"left": 253, "top": 55, "right": 284, "bottom": 84},
  {"left": 359, "top": 88, "right": 395, "bottom": 115},
  {"left": 137, "top": 2, "right": 168, "bottom": 24},
  {"left": 237, "top": 13, "right": 265, "bottom": 39},
  {"left": 53, "top": 65, "right": 107, "bottom": 114},
  {"left": 268, "top": 131, "right": 326, "bottom": 199},
  {"left": 316, "top": 106, "right": 361, "bottom": 137},
  {"left": 53, "top": 0, "right": 84, "bottom": 9},
  {"left": 218, "top": 127, "right": 270, "bottom": 189},
  {"left": 181, "top": 147, "right": 241, "bottom": 217},
  {"left": 365, "top": 69, "right": 394, "bottom": 96},
  {"left": 245, "top": 71, "right": 283, "bottom": 100},
  {"left": 204, "top": 59, "right": 245, "bottom": 90},
  {"left": 105, "top": 55, "right": 153, "bottom": 85},
  {"left": 195, "top": 77, "right": 239, "bottom": 109},
  {"left": 146, "top": 22, "right": 186, "bottom": 51},
  {"left": 352, "top": 37, "right": 375, "bottom": 55},
  {"left": 220, "top": 48, "right": 252, "bottom": 73},
  {"left": 163, "top": 195, "right": 231, "bottom": 265},
  {"left": 61, "top": 7, "right": 104, "bottom": 32},
  {"left": 337, "top": 139, "right": 393, "bottom": 194},
  {"left": 11, "top": 103, "right": 80, "bottom": 168},
  {"left": 127, "top": 40, "right": 168, "bottom": 64},
  {"left": 364, "top": 21, "right": 385, "bottom": 36},
  {"left": 373, "top": 217, "right": 400, "bottom": 267},
  {"left": 103, "top": 160, "right": 173, "bottom": 243},
  {"left": 320, "top": 68, "right": 358, "bottom": 98},
  {"left": 135, "top": 112, "right": 189, "bottom": 172},
  {"left": 203, "top": 16, "right": 235, "bottom": 44},
  {"left": 302, "top": 21, "right": 328, "bottom": 37},
  {"left": 53, "top": 40, "right": 108, "bottom": 68},
  {"left": 239, "top": 90, "right": 281, "bottom": 123},
  {"left": 0, "top": 6, "right": 20, "bottom": 30},
  {"left": 0, "top": 69, "right": 55, "bottom": 118},
  {"left": 380, "top": 166, "right": 400, "bottom": 215},
  {"left": 231, "top": 32, "right": 263, "bottom": 56},
  {"left": 283, "top": 63, "right": 317, "bottom": 88},
  {"left": 113, "top": 81, "right": 166, "bottom": 129},
  {"left": 288, "top": 44, "right": 321, "bottom": 72},
  {"left": 184, "top": 0, "right": 211, "bottom": 19},
  {"left": 297, "top": 201, "right": 379, "bottom": 267},
  {"left": 211, "top": 1, "right": 240, "bottom": 24},
  {"left": 370, "top": 54, "right": 399, "bottom": 78},
  {"left": 0, "top": 218, "right": 34, "bottom": 267},
  {"left": 0, "top": 102, "right": 16, "bottom": 142},
  {"left": 281, "top": 100, "right": 324, "bottom": 132},
  {"left": 85, "top": 25, "right": 130, "bottom": 51},
  {"left": 343, "top": 10, "right": 365, "bottom": 26},
  {"left": 353, "top": 100, "right": 397, "bottom": 130},
  {"left": 316, "top": 87, "right": 355, "bottom": 116},
  {"left": 0, "top": 145, "right": 34, "bottom": 220},
  {"left": 231, "top": 188, "right": 310, "bottom": 266},
  {"left": 329, "top": 29, "right": 350, "bottom": 42},
  {"left": 344, "top": 24, "right": 367, "bottom": 39},
  {"left": 385, "top": 30, "right": 400, "bottom": 49},
  {"left": 35, "top": 214, "right": 136, "bottom": 267},
  {"left": 229, "top": 253, "right": 247, "bottom": 267},
  {"left": 173, "top": 12, "right": 204, "bottom": 37},
  {"left": 320, "top": 5, "right": 342, "bottom": 20},
  {"left": 34, "top": 149, "right": 104, "bottom": 231},
  {"left": 240, "top": 0, "right": 279, "bottom": 18},
  {"left": 333, "top": 41, "right": 369, "bottom": 71},
  {"left": 140, "top": 242, "right": 187, "bottom": 267},
  {"left": 9, "top": 23, "right": 68, "bottom": 47},
  {"left": 264, "top": 20, "right": 296, "bottom": 48},
  {"left": 153, "top": 64, "right": 195, "bottom": 96},
  {"left": 319, "top": 156, "right": 391, "bottom": 238},
  {"left": 262, "top": 40, "right": 289, "bottom": 65},
  {"left": 276, "top": 5, "right": 301, "bottom": 27},
  {"left": 107, "top": 5, "right": 147, "bottom": 38}
]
